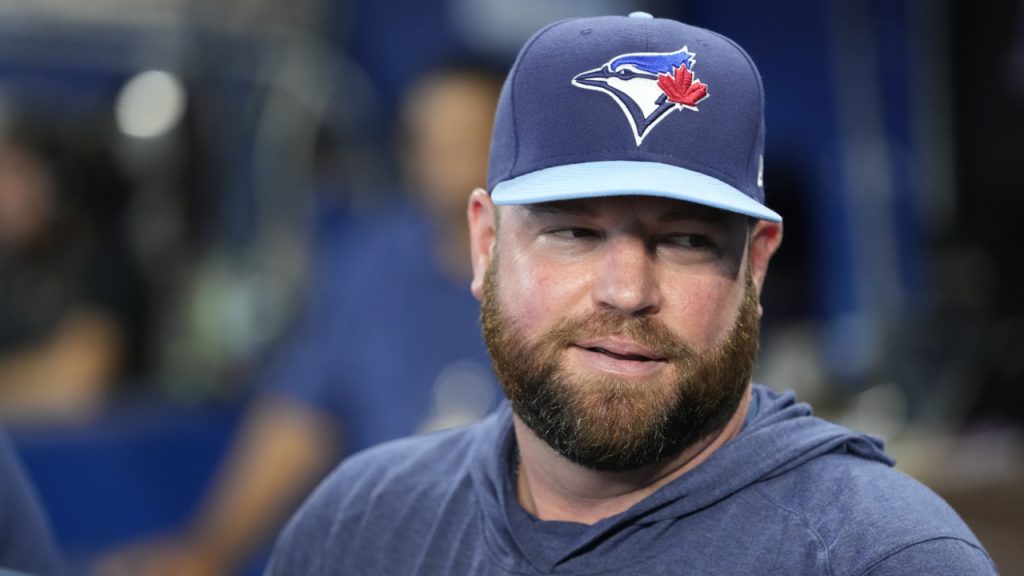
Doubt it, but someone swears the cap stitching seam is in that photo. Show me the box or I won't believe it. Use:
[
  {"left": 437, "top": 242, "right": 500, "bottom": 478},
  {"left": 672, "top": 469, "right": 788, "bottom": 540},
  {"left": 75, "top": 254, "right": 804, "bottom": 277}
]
[
  {"left": 640, "top": 18, "right": 649, "bottom": 162},
  {"left": 507, "top": 20, "right": 571, "bottom": 182},
  {"left": 705, "top": 29, "right": 764, "bottom": 188}
]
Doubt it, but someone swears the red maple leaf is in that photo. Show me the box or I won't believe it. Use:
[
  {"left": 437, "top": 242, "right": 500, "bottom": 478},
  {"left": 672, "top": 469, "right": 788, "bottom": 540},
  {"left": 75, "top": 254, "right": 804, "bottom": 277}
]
[{"left": 658, "top": 65, "right": 708, "bottom": 108}]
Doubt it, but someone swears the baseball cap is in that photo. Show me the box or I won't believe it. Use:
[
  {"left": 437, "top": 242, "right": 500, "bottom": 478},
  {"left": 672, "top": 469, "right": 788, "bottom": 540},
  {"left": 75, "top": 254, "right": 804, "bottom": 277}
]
[{"left": 488, "top": 12, "right": 781, "bottom": 222}]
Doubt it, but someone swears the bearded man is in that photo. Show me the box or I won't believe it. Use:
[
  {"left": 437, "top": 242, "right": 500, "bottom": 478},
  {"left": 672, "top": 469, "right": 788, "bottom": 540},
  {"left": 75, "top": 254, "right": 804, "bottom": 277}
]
[{"left": 266, "top": 13, "right": 995, "bottom": 575}]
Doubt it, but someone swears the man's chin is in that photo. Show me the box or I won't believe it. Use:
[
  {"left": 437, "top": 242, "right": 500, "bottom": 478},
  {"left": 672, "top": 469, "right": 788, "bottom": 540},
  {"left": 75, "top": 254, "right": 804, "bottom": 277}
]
[
  {"left": 515, "top": 375, "right": 684, "bottom": 471},
  {"left": 557, "top": 371, "right": 682, "bottom": 422}
]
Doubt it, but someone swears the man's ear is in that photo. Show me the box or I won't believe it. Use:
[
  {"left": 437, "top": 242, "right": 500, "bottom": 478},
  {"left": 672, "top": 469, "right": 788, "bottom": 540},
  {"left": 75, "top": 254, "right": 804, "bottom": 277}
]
[
  {"left": 467, "top": 188, "right": 497, "bottom": 300},
  {"left": 748, "top": 220, "right": 783, "bottom": 299}
]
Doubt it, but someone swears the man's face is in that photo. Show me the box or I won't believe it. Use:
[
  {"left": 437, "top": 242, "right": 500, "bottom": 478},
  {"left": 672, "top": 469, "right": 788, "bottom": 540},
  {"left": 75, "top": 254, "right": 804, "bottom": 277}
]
[{"left": 472, "top": 195, "right": 779, "bottom": 472}]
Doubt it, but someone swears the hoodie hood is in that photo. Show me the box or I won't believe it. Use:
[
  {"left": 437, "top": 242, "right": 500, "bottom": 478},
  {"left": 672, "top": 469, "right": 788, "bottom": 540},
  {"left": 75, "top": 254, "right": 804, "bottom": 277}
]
[{"left": 470, "top": 384, "right": 892, "bottom": 574}]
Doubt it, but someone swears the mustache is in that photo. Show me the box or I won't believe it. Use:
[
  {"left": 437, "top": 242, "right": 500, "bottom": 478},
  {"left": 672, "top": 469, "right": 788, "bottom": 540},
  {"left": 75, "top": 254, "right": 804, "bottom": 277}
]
[{"left": 541, "top": 309, "right": 695, "bottom": 363}]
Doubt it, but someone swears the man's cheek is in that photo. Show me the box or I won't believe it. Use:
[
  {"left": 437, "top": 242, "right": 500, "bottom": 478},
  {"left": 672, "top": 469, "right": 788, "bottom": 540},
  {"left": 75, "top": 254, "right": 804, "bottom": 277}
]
[
  {"left": 666, "top": 281, "right": 744, "bottom": 352},
  {"left": 505, "top": 268, "right": 580, "bottom": 337}
]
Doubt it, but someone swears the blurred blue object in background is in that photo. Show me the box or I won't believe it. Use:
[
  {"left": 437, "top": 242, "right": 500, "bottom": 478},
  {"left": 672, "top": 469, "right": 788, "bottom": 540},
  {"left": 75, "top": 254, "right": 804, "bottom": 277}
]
[{"left": 12, "top": 399, "right": 240, "bottom": 572}]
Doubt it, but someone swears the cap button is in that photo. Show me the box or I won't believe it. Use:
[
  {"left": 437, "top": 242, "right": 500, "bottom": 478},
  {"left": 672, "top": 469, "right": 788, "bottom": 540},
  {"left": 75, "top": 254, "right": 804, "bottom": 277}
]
[{"left": 628, "top": 11, "right": 654, "bottom": 19}]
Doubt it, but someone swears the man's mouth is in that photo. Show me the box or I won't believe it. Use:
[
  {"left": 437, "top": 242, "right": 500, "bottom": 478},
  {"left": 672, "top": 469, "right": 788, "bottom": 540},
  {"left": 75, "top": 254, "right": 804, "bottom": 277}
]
[
  {"left": 574, "top": 338, "right": 667, "bottom": 363},
  {"left": 585, "top": 347, "right": 658, "bottom": 362}
]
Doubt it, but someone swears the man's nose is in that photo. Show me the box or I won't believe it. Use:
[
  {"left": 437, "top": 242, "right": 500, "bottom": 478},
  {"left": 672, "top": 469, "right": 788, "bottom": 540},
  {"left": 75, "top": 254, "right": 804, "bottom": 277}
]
[{"left": 591, "top": 236, "right": 661, "bottom": 316}]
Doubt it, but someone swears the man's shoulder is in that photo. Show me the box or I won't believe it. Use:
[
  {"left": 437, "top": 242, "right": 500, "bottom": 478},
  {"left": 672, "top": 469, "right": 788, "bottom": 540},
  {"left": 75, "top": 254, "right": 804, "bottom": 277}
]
[
  {"left": 752, "top": 451, "right": 994, "bottom": 573},
  {"left": 283, "top": 415, "right": 492, "bottom": 530},
  {"left": 336, "top": 422, "right": 481, "bottom": 491},
  {"left": 266, "top": 419, "right": 497, "bottom": 575},
  {"left": 757, "top": 450, "right": 970, "bottom": 532}
]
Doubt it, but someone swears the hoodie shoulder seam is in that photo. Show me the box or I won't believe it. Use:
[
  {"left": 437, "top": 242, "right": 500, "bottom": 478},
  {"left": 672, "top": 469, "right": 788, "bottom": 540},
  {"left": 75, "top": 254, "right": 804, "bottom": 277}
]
[
  {"left": 750, "top": 484, "right": 833, "bottom": 576},
  {"left": 852, "top": 536, "right": 995, "bottom": 576}
]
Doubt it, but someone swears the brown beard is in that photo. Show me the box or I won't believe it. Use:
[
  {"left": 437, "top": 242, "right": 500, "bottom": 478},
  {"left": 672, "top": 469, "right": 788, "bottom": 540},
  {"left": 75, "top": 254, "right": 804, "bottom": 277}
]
[{"left": 480, "top": 256, "right": 762, "bottom": 472}]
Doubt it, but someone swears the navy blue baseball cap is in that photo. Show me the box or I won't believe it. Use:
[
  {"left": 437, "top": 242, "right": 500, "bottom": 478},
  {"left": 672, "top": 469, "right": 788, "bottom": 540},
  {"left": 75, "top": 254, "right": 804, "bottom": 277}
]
[{"left": 488, "top": 12, "right": 781, "bottom": 222}]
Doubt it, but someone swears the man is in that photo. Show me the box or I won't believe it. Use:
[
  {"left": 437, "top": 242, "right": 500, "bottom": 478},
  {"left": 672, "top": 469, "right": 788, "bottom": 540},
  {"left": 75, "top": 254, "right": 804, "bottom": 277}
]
[{"left": 266, "top": 13, "right": 996, "bottom": 575}]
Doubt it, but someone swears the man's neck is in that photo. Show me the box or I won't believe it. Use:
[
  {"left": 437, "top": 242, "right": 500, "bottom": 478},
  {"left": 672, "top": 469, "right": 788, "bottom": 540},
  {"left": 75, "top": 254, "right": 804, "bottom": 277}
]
[{"left": 513, "top": 386, "right": 752, "bottom": 525}]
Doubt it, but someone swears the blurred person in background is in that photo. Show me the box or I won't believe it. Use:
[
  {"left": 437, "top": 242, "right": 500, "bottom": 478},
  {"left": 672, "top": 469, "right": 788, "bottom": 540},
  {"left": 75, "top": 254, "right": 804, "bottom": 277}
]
[
  {"left": 94, "top": 61, "right": 504, "bottom": 576},
  {"left": 0, "top": 125, "right": 146, "bottom": 425}
]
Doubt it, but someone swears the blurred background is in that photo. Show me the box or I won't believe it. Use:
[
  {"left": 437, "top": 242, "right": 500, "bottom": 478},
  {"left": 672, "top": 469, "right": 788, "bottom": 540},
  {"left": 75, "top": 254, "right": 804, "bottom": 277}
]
[{"left": 0, "top": 0, "right": 1021, "bottom": 574}]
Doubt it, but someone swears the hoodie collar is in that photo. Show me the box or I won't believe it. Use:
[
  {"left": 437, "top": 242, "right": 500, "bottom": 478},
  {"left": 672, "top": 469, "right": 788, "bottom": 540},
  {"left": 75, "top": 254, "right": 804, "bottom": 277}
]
[{"left": 469, "top": 385, "right": 892, "bottom": 573}]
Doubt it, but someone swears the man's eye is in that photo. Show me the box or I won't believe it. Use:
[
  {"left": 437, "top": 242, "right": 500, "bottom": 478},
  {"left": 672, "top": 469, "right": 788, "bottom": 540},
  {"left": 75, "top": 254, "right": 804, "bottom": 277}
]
[
  {"left": 551, "top": 228, "right": 599, "bottom": 240},
  {"left": 662, "top": 234, "right": 713, "bottom": 249}
]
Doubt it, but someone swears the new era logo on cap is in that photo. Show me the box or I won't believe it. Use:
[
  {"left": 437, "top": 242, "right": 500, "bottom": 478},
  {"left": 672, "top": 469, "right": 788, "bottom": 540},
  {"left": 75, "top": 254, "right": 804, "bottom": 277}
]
[{"left": 488, "top": 12, "right": 781, "bottom": 223}]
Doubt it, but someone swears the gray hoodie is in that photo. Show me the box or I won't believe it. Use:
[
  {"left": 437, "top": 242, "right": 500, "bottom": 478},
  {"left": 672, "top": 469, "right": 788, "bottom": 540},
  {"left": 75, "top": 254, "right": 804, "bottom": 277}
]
[{"left": 267, "top": 385, "right": 996, "bottom": 575}]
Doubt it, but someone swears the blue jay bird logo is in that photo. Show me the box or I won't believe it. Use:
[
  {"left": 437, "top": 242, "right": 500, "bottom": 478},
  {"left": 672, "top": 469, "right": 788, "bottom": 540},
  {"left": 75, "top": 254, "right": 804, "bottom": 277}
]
[{"left": 572, "top": 47, "right": 710, "bottom": 145}]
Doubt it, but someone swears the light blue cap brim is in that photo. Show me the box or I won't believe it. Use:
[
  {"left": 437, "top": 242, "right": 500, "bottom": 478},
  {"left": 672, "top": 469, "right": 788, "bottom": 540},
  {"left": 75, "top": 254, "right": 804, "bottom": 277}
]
[{"left": 491, "top": 160, "right": 782, "bottom": 223}]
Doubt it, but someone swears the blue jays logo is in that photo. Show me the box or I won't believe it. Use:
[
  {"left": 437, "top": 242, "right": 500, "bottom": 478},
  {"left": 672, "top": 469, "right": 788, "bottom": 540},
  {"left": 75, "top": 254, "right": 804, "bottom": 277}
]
[{"left": 572, "top": 47, "right": 710, "bottom": 145}]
